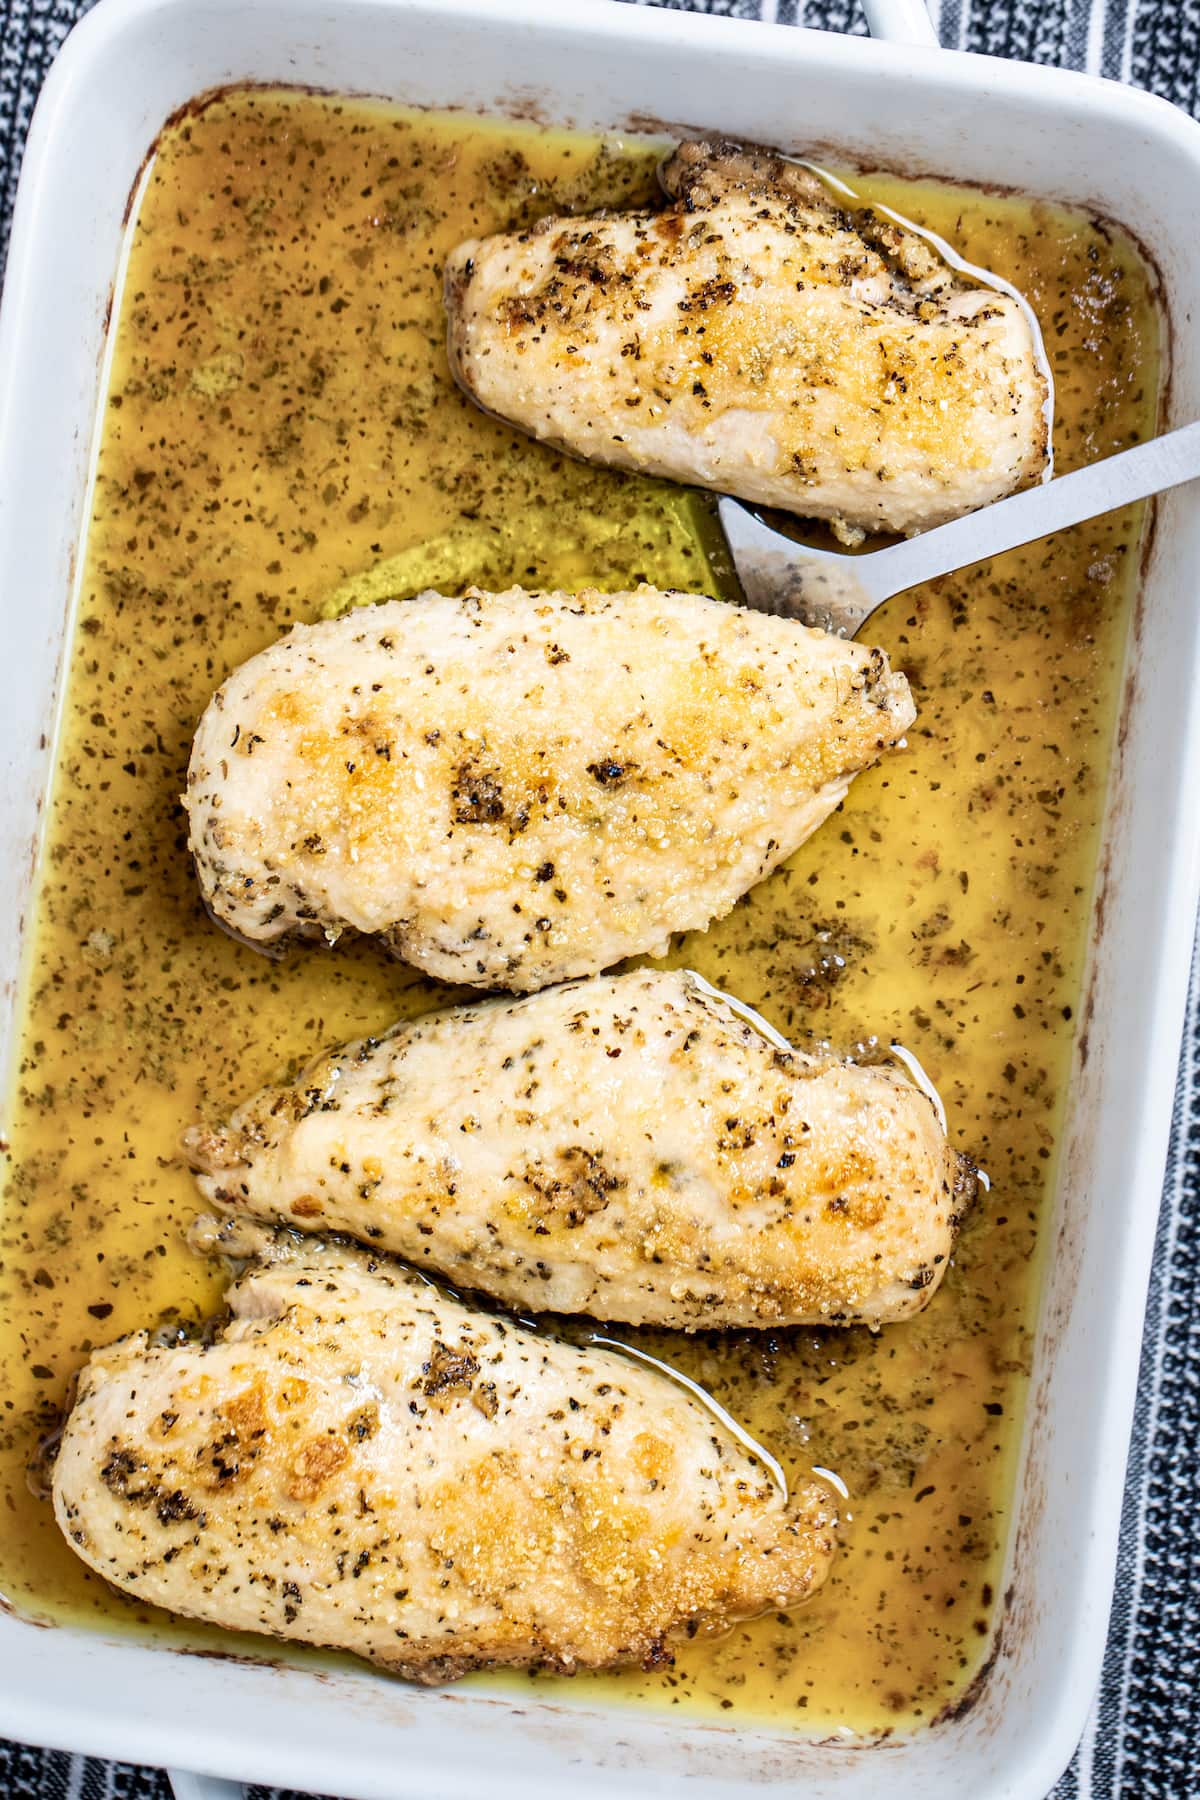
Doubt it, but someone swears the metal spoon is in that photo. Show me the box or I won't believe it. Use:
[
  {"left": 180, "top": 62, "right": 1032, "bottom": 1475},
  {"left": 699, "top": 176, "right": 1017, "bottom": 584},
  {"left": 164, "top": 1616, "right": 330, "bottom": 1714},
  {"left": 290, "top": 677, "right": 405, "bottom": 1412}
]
[{"left": 719, "top": 420, "right": 1200, "bottom": 636}]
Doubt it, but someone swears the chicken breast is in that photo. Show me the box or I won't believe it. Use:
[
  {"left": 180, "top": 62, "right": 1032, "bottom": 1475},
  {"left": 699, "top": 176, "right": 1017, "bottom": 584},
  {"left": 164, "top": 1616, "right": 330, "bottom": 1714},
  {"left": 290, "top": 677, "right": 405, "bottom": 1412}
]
[
  {"left": 445, "top": 139, "right": 1048, "bottom": 539},
  {"left": 53, "top": 1230, "right": 837, "bottom": 1682},
  {"left": 185, "top": 968, "right": 974, "bottom": 1330},
  {"left": 184, "top": 587, "right": 914, "bottom": 990}
]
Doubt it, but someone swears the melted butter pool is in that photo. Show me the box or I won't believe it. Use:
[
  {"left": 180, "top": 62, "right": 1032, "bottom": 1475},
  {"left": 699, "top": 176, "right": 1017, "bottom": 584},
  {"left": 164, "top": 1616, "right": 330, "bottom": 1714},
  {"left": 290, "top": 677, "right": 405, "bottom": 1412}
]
[{"left": 0, "top": 90, "right": 1160, "bottom": 1734}]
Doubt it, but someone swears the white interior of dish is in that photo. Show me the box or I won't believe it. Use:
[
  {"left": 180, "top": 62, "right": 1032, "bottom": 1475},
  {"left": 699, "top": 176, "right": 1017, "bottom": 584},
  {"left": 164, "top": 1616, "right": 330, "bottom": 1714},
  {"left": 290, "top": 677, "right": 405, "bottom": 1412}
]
[{"left": 2, "top": 2, "right": 1199, "bottom": 1796}]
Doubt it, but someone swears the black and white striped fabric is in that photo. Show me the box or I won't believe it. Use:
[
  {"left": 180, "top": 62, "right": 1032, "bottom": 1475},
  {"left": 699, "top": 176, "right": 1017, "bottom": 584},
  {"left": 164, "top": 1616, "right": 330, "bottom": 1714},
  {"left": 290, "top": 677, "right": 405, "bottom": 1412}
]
[{"left": 1, "top": 1, "right": 1197, "bottom": 1795}]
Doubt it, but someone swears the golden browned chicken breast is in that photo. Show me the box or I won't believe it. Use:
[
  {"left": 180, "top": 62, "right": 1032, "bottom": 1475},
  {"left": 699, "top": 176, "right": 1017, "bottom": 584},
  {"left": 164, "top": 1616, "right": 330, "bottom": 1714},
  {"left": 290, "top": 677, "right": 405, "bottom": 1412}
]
[
  {"left": 53, "top": 1230, "right": 838, "bottom": 1682},
  {"left": 185, "top": 968, "right": 974, "bottom": 1330},
  {"left": 184, "top": 587, "right": 913, "bottom": 990},
  {"left": 445, "top": 139, "right": 1048, "bottom": 539}
]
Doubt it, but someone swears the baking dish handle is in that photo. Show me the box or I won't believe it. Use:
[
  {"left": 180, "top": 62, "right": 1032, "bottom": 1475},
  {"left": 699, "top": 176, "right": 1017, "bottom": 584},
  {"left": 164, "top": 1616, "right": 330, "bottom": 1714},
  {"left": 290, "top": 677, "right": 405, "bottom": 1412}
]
[
  {"left": 169, "top": 1767, "right": 246, "bottom": 1800},
  {"left": 861, "top": 0, "right": 939, "bottom": 47}
]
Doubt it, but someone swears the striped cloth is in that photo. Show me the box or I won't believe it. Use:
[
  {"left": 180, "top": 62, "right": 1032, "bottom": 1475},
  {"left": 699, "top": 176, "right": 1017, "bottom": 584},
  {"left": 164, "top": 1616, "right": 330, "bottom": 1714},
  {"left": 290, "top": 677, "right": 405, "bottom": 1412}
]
[{"left": 1, "top": 1, "right": 1197, "bottom": 1795}]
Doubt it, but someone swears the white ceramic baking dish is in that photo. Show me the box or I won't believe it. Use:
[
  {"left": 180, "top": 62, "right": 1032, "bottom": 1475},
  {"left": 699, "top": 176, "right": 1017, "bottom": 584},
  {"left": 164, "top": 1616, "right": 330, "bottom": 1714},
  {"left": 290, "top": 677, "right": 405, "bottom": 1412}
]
[{"left": 2, "top": 1, "right": 1199, "bottom": 1796}]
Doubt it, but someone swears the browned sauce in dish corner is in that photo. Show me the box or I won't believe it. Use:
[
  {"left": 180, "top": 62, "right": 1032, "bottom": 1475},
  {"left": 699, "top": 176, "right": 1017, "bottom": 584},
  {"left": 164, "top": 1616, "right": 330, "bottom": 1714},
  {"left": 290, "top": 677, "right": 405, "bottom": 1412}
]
[{"left": 0, "top": 90, "right": 1160, "bottom": 1735}]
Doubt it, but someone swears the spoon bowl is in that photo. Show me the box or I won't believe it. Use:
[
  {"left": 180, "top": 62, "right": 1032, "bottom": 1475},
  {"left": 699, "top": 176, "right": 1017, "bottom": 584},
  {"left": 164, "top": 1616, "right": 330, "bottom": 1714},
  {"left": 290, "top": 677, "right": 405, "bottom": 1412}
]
[{"left": 719, "top": 418, "right": 1200, "bottom": 636}]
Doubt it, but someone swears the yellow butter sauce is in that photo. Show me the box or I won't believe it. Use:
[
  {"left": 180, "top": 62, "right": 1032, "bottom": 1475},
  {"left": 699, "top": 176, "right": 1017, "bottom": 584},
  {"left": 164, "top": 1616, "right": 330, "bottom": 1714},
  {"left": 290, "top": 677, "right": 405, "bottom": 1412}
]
[{"left": 0, "top": 89, "right": 1160, "bottom": 1733}]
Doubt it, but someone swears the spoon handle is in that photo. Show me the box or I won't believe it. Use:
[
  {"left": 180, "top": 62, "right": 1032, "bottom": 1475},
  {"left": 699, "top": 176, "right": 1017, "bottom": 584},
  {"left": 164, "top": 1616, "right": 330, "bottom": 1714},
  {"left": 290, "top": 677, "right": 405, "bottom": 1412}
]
[{"left": 869, "top": 419, "right": 1200, "bottom": 599}]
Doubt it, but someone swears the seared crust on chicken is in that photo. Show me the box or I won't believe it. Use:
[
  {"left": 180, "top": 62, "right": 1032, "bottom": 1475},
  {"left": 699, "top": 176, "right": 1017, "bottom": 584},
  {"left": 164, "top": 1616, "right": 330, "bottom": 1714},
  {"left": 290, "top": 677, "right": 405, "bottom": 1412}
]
[
  {"left": 184, "top": 968, "right": 973, "bottom": 1330},
  {"left": 184, "top": 587, "right": 914, "bottom": 990},
  {"left": 53, "top": 1232, "right": 837, "bottom": 1681},
  {"left": 445, "top": 139, "right": 1048, "bottom": 539}
]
